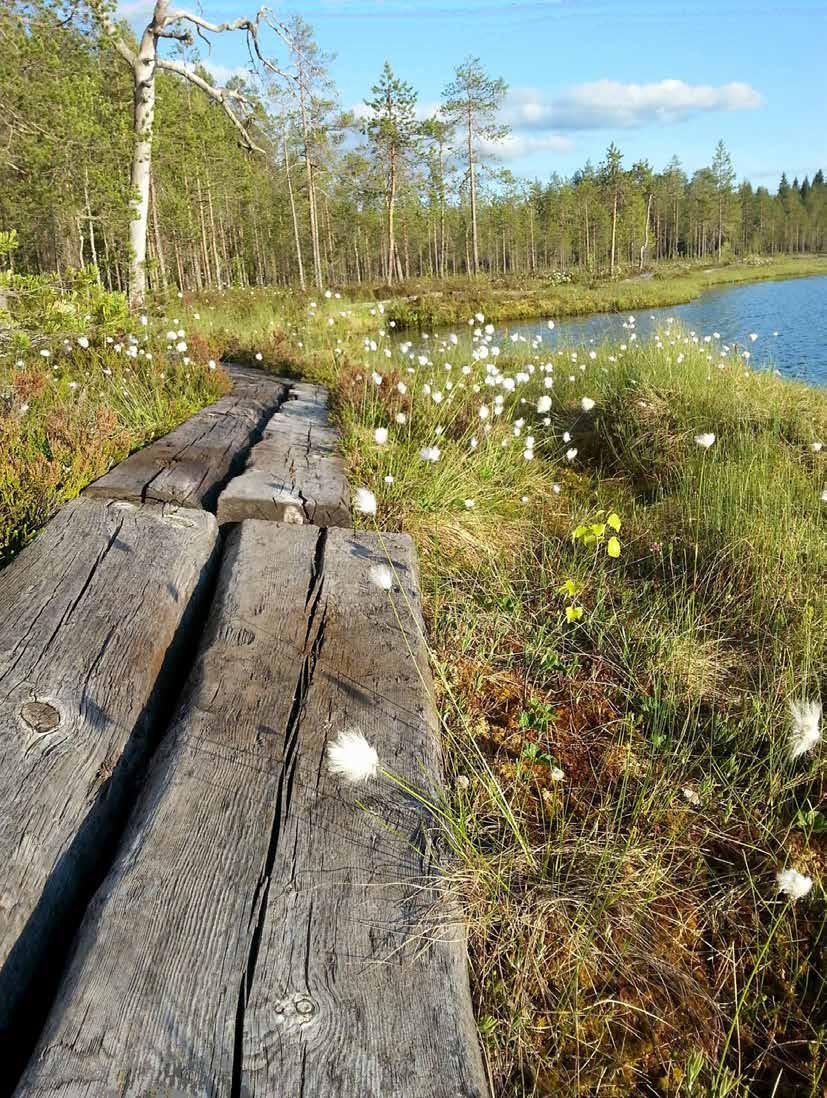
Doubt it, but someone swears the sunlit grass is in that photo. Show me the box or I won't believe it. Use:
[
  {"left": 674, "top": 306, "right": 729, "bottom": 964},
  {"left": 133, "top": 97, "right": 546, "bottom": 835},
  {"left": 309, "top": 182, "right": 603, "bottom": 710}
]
[
  {"left": 195, "top": 286, "right": 826, "bottom": 1096},
  {"left": 0, "top": 271, "right": 227, "bottom": 565}
]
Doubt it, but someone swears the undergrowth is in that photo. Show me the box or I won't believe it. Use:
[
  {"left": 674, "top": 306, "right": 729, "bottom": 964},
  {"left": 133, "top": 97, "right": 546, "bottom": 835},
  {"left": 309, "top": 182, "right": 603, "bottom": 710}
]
[{"left": 192, "top": 285, "right": 827, "bottom": 1097}]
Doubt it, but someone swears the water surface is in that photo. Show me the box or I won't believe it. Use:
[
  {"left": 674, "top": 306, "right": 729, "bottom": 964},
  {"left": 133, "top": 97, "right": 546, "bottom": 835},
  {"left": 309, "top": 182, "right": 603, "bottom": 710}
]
[{"left": 495, "top": 274, "right": 827, "bottom": 386}]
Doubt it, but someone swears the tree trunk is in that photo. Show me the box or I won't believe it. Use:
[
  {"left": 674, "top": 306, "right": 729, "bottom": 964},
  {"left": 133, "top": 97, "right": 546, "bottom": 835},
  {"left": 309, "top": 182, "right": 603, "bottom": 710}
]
[
  {"left": 283, "top": 131, "right": 305, "bottom": 290},
  {"left": 467, "top": 102, "right": 479, "bottom": 275},
  {"left": 298, "top": 78, "right": 323, "bottom": 290},
  {"left": 126, "top": 20, "right": 159, "bottom": 310},
  {"left": 149, "top": 172, "right": 167, "bottom": 292},
  {"left": 639, "top": 193, "right": 653, "bottom": 270},
  {"left": 386, "top": 154, "right": 397, "bottom": 282},
  {"left": 610, "top": 186, "right": 618, "bottom": 275}
]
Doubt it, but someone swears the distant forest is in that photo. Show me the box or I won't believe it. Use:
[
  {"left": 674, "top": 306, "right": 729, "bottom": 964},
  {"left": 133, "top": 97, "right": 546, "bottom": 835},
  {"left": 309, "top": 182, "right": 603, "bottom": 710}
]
[{"left": 2, "top": 0, "right": 825, "bottom": 292}]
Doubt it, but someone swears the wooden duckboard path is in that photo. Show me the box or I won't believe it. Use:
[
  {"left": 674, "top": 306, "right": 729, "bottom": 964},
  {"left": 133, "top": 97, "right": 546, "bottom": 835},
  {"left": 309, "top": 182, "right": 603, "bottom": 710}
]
[
  {"left": 1, "top": 366, "right": 486, "bottom": 1097},
  {"left": 0, "top": 497, "right": 218, "bottom": 1075},
  {"left": 217, "top": 381, "right": 351, "bottom": 528},
  {"left": 16, "top": 523, "right": 488, "bottom": 1098},
  {"left": 84, "top": 366, "right": 289, "bottom": 510}
]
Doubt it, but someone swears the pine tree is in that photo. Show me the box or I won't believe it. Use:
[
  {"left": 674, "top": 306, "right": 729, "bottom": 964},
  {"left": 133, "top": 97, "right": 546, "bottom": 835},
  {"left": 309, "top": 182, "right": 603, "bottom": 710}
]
[
  {"left": 442, "top": 57, "right": 508, "bottom": 275},
  {"left": 711, "top": 140, "right": 736, "bottom": 260},
  {"left": 363, "top": 62, "right": 419, "bottom": 283},
  {"left": 600, "top": 143, "right": 624, "bottom": 274}
]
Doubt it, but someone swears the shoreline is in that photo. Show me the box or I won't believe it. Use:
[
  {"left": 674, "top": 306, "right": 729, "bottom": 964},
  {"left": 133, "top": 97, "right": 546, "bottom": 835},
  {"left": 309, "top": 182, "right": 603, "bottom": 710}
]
[{"left": 384, "top": 255, "right": 827, "bottom": 330}]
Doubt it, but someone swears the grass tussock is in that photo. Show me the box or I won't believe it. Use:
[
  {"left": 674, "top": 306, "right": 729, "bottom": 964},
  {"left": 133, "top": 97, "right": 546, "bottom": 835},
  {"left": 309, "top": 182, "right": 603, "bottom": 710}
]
[
  {"left": 0, "top": 268, "right": 226, "bottom": 565},
  {"left": 379, "top": 255, "right": 827, "bottom": 331},
  {"left": 194, "top": 287, "right": 827, "bottom": 1096},
  {"left": 3, "top": 267, "right": 825, "bottom": 1096}
]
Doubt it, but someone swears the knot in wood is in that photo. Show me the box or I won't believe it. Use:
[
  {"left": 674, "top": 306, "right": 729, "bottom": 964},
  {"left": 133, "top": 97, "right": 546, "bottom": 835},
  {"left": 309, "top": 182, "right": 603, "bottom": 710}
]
[{"left": 20, "top": 700, "right": 61, "bottom": 735}]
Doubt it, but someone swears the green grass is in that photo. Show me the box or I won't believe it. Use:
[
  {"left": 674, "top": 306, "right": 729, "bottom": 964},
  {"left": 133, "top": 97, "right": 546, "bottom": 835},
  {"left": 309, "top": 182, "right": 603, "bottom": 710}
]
[
  {"left": 3, "top": 267, "right": 824, "bottom": 1095},
  {"left": 0, "top": 269, "right": 227, "bottom": 566},
  {"left": 377, "top": 255, "right": 827, "bottom": 330},
  {"left": 192, "top": 287, "right": 827, "bottom": 1096}
]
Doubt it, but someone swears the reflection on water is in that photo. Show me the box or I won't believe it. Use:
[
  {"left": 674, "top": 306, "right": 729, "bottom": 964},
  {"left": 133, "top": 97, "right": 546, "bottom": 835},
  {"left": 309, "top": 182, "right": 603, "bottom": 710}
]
[{"left": 422, "top": 275, "right": 827, "bottom": 386}]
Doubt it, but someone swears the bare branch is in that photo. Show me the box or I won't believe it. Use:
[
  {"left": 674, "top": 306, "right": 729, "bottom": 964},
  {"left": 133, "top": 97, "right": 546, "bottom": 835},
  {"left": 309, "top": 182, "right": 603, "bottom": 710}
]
[
  {"left": 155, "top": 58, "right": 266, "bottom": 153},
  {"left": 87, "top": 0, "right": 137, "bottom": 69},
  {"left": 157, "top": 28, "right": 193, "bottom": 43},
  {"left": 162, "top": 7, "right": 297, "bottom": 84}
]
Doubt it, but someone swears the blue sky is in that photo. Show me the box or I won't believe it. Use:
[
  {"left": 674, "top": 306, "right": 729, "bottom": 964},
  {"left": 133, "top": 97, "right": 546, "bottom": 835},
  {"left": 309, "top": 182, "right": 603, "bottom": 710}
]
[{"left": 127, "top": 0, "right": 827, "bottom": 188}]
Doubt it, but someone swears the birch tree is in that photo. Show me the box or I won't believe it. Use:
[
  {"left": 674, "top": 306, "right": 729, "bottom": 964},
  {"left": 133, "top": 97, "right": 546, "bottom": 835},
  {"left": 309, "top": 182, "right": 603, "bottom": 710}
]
[{"left": 87, "top": 0, "right": 293, "bottom": 309}]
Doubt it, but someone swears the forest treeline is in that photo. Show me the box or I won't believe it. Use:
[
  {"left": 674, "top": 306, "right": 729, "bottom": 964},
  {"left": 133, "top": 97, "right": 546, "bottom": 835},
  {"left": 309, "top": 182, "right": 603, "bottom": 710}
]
[{"left": 2, "top": 0, "right": 826, "bottom": 294}]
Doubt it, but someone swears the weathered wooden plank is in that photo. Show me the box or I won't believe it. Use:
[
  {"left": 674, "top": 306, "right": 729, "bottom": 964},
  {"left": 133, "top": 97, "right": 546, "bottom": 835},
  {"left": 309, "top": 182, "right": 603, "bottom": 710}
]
[
  {"left": 0, "top": 496, "right": 218, "bottom": 1083},
  {"left": 224, "top": 363, "right": 293, "bottom": 392},
  {"left": 216, "top": 410, "right": 350, "bottom": 528},
  {"left": 84, "top": 375, "right": 289, "bottom": 510},
  {"left": 289, "top": 380, "right": 328, "bottom": 405},
  {"left": 278, "top": 397, "right": 331, "bottom": 428},
  {"left": 16, "top": 524, "right": 488, "bottom": 1098}
]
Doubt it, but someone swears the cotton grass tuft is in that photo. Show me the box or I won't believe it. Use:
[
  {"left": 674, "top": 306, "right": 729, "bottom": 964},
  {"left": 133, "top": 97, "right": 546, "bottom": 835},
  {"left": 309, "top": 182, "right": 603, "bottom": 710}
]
[{"left": 326, "top": 731, "right": 379, "bottom": 783}]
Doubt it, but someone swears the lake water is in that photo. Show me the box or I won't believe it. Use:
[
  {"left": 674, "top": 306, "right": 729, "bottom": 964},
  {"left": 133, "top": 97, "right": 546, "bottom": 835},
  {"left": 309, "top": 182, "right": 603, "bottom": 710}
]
[{"left": 452, "top": 274, "right": 827, "bottom": 386}]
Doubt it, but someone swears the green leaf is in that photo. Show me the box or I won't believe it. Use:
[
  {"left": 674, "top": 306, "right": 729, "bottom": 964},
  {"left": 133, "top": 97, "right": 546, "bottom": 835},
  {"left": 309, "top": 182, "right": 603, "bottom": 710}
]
[
  {"left": 607, "top": 512, "right": 621, "bottom": 532},
  {"left": 565, "top": 605, "right": 584, "bottom": 623},
  {"left": 590, "top": 523, "right": 606, "bottom": 537},
  {"left": 557, "top": 578, "right": 580, "bottom": 597},
  {"left": 607, "top": 536, "right": 621, "bottom": 558}
]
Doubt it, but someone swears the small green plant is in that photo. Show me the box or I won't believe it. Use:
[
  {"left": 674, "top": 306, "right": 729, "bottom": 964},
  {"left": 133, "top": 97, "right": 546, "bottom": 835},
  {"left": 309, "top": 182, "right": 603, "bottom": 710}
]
[
  {"left": 557, "top": 577, "right": 585, "bottom": 623},
  {"left": 572, "top": 508, "right": 622, "bottom": 557},
  {"left": 0, "top": 228, "right": 19, "bottom": 260},
  {"left": 518, "top": 699, "right": 557, "bottom": 734}
]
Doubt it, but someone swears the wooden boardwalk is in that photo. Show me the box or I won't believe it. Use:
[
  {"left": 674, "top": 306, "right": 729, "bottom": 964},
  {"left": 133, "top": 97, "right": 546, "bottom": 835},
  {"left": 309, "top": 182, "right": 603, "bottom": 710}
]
[{"left": 0, "top": 368, "right": 488, "bottom": 1097}]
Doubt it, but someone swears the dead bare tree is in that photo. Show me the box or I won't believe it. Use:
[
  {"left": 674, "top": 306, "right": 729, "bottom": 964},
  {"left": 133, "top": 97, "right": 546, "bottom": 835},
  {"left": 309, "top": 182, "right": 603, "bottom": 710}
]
[{"left": 89, "top": 0, "right": 294, "bottom": 309}]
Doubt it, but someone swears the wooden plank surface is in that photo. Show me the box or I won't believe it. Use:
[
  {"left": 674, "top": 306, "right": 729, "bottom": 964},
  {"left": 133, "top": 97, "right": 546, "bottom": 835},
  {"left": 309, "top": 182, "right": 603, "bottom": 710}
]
[
  {"left": 217, "top": 409, "right": 351, "bottom": 528},
  {"left": 0, "top": 497, "right": 218, "bottom": 1082},
  {"left": 16, "top": 523, "right": 488, "bottom": 1098},
  {"left": 278, "top": 397, "right": 331, "bottom": 428},
  {"left": 84, "top": 373, "right": 289, "bottom": 510}
]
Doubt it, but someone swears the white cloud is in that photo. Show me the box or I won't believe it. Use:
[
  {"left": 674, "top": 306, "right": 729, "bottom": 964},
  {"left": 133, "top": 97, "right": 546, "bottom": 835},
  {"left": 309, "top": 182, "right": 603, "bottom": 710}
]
[
  {"left": 505, "top": 79, "right": 763, "bottom": 132},
  {"left": 116, "top": 0, "right": 154, "bottom": 16},
  {"left": 479, "top": 132, "right": 574, "bottom": 161},
  {"left": 351, "top": 99, "right": 441, "bottom": 123},
  {"left": 200, "top": 60, "right": 252, "bottom": 85}
]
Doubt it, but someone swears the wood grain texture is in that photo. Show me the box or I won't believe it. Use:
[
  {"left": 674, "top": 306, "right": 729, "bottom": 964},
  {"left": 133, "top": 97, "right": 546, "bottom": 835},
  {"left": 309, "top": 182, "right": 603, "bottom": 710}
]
[
  {"left": 278, "top": 398, "right": 330, "bottom": 428},
  {"left": 16, "top": 524, "right": 488, "bottom": 1098},
  {"left": 84, "top": 374, "right": 288, "bottom": 510},
  {"left": 0, "top": 497, "right": 218, "bottom": 1077},
  {"left": 217, "top": 408, "right": 351, "bottom": 528}
]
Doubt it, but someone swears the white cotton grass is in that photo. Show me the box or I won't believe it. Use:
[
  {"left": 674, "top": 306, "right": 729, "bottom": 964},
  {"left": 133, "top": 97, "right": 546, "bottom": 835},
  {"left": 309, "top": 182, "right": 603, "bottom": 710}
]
[
  {"left": 326, "top": 730, "right": 379, "bottom": 784},
  {"left": 789, "top": 698, "right": 822, "bottom": 759},
  {"left": 694, "top": 432, "right": 716, "bottom": 449},
  {"left": 580, "top": 396, "right": 596, "bottom": 412},
  {"left": 776, "top": 867, "right": 813, "bottom": 901},
  {"left": 354, "top": 487, "right": 377, "bottom": 516},
  {"left": 368, "top": 563, "right": 394, "bottom": 591},
  {"left": 374, "top": 427, "right": 388, "bottom": 445}
]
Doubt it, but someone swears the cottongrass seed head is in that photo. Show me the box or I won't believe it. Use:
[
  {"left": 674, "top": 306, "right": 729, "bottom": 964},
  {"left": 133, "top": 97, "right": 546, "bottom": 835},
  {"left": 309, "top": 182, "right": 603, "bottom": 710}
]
[
  {"left": 789, "top": 698, "right": 822, "bottom": 759},
  {"left": 327, "top": 730, "right": 379, "bottom": 783},
  {"left": 694, "top": 432, "right": 716, "bottom": 449},
  {"left": 368, "top": 563, "right": 393, "bottom": 591},
  {"left": 354, "top": 487, "right": 377, "bottom": 516},
  {"left": 776, "top": 867, "right": 813, "bottom": 901}
]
